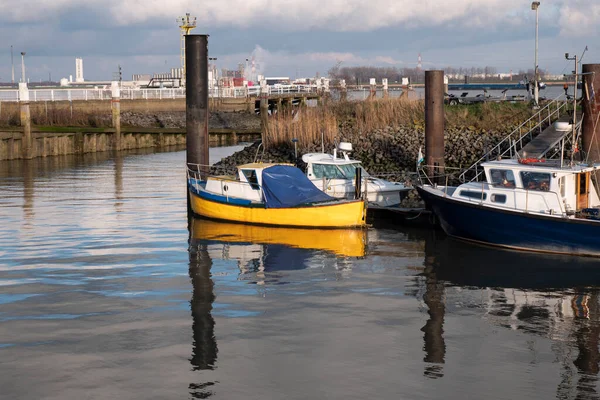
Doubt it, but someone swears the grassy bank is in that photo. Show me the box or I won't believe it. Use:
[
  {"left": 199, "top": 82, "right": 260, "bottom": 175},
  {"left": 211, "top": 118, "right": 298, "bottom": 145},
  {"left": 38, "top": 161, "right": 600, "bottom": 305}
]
[{"left": 0, "top": 99, "right": 190, "bottom": 128}]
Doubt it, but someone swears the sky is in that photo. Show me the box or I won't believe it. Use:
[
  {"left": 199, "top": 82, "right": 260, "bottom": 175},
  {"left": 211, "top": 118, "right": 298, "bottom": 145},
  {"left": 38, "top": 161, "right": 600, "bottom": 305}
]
[{"left": 0, "top": 0, "right": 599, "bottom": 82}]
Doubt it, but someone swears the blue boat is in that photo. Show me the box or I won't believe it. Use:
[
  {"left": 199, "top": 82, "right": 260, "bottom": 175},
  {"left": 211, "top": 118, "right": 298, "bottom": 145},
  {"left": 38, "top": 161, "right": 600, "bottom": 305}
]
[{"left": 417, "top": 157, "right": 600, "bottom": 257}]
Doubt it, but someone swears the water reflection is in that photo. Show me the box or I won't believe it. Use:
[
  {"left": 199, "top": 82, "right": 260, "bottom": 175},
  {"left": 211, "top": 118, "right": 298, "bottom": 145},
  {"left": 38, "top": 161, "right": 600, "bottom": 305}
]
[
  {"left": 424, "top": 233, "right": 600, "bottom": 398},
  {"left": 114, "top": 154, "right": 123, "bottom": 212},
  {"left": 23, "top": 160, "right": 34, "bottom": 228},
  {"left": 421, "top": 258, "right": 446, "bottom": 379},
  {"left": 188, "top": 235, "right": 218, "bottom": 398},
  {"left": 190, "top": 218, "right": 367, "bottom": 285}
]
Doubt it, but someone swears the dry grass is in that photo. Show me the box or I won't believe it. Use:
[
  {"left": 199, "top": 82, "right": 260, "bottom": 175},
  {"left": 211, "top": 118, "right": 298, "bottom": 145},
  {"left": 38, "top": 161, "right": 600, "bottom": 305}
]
[
  {"left": 0, "top": 99, "right": 189, "bottom": 128},
  {"left": 264, "top": 97, "right": 536, "bottom": 148},
  {"left": 265, "top": 97, "right": 425, "bottom": 149},
  {"left": 266, "top": 106, "right": 338, "bottom": 149},
  {"left": 445, "top": 101, "right": 533, "bottom": 130},
  {"left": 353, "top": 98, "right": 424, "bottom": 132}
]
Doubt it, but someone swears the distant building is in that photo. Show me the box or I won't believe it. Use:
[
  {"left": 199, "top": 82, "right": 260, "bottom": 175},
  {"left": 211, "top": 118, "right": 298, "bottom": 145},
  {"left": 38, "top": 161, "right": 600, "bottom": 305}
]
[{"left": 75, "top": 58, "right": 84, "bottom": 83}]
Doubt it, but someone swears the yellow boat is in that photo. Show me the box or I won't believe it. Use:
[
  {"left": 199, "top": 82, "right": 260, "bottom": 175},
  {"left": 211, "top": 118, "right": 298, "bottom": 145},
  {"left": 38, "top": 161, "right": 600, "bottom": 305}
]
[
  {"left": 190, "top": 218, "right": 367, "bottom": 257},
  {"left": 187, "top": 163, "right": 367, "bottom": 228}
]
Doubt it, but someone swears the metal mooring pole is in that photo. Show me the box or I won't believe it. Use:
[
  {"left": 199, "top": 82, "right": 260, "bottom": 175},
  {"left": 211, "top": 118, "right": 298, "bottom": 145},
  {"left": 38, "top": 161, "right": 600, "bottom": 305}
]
[
  {"left": 425, "top": 70, "right": 445, "bottom": 182},
  {"left": 186, "top": 34, "right": 210, "bottom": 171}
]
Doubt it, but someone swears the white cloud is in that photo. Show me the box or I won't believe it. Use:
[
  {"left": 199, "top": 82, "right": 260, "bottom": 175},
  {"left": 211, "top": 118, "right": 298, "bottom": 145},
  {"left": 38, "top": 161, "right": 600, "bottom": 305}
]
[
  {"left": 558, "top": 1, "right": 600, "bottom": 37},
  {"left": 2, "top": 0, "right": 532, "bottom": 31}
]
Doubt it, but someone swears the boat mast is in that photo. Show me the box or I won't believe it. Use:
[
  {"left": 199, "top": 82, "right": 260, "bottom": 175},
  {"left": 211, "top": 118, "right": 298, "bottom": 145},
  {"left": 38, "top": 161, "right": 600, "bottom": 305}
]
[
  {"left": 573, "top": 54, "right": 578, "bottom": 165},
  {"left": 566, "top": 53, "right": 579, "bottom": 165}
]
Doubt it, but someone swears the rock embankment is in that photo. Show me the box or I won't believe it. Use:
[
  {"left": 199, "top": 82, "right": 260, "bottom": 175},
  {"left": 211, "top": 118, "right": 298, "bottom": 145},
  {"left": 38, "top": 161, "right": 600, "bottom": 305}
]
[{"left": 120, "top": 110, "right": 261, "bottom": 130}]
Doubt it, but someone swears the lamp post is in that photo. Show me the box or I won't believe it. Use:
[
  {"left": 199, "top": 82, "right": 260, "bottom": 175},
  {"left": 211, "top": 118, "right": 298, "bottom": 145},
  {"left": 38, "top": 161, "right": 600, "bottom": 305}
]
[
  {"left": 531, "top": 1, "right": 540, "bottom": 108},
  {"left": 10, "top": 45, "right": 14, "bottom": 84},
  {"left": 209, "top": 57, "right": 217, "bottom": 96}
]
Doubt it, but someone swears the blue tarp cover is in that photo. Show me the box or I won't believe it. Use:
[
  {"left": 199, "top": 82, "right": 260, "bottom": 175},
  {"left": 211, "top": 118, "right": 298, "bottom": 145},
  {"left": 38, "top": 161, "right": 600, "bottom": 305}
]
[{"left": 261, "top": 165, "right": 334, "bottom": 208}]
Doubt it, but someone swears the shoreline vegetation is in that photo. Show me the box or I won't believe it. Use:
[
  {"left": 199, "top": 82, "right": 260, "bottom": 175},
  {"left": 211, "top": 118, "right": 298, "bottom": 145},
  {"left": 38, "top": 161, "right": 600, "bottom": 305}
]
[{"left": 220, "top": 97, "right": 535, "bottom": 174}]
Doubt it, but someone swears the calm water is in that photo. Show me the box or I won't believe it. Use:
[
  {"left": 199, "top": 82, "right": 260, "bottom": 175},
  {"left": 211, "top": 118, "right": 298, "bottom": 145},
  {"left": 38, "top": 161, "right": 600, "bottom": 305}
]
[{"left": 1, "top": 146, "right": 600, "bottom": 399}]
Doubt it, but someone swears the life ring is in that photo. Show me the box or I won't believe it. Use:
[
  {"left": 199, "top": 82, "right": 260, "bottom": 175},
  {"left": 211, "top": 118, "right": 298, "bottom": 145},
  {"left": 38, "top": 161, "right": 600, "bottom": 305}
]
[{"left": 518, "top": 158, "right": 545, "bottom": 164}]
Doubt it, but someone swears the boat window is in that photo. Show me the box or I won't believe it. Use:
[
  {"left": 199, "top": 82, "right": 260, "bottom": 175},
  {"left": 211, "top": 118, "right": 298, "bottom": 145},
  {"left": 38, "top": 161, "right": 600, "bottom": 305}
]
[
  {"left": 241, "top": 169, "right": 260, "bottom": 190},
  {"left": 337, "top": 163, "right": 368, "bottom": 179},
  {"left": 490, "top": 169, "right": 516, "bottom": 188},
  {"left": 459, "top": 190, "right": 487, "bottom": 201},
  {"left": 491, "top": 194, "right": 506, "bottom": 203},
  {"left": 312, "top": 163, "right": 345, "bottom": 179},
  {"left": 520, "top": 171, "right": 551, "bottom": 191}
]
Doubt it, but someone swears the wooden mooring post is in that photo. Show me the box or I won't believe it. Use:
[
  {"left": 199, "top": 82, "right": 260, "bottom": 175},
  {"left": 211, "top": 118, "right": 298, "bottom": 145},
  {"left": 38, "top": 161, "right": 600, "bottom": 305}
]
[
  {"left": 582, "top": 63, "right": 600, "bottom": 197},
  {"left": 382, "top": 79, "right": 389, "bottom": 98},
  {"left": 425, "top": 70, "right": 445, "bottom": 181},
  {"left": 340, "top": 79, "right": 347, "bottom": 102},
  {"left": 111, "top": 81, "right": 121, "bottom": 151},
  {"left": 369, "top": 78, "right": 376, "bottom": 99},
  {"left": 19, "top": 83, "right": 32, "bottom": 159},
  {"left": 260, "top": 79, "right": 269, "bottom": 147}
]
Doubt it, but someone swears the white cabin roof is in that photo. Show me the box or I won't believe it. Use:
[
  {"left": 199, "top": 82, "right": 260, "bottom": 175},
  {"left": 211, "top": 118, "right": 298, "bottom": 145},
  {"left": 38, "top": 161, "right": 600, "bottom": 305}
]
[
  {"left": 301, "top": 153, "right": 362, "bottom": 165},
  {"left": 480, "top": 158, "right": 600, "bottom": 174}
]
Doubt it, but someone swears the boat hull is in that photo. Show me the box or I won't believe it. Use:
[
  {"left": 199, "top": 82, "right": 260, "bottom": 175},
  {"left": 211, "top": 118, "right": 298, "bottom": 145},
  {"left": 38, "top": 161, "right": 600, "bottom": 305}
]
[
  {"left": 189, "top": 187, "right": 367, "bottom": 228},
  {"left": 417, "top": 185, "right": 600, "bottom": 257}
]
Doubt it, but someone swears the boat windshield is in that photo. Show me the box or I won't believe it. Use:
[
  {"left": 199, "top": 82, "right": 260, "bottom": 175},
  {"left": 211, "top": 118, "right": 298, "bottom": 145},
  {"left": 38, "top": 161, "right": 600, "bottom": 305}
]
[{"left": 312, "top": 163, "right": 368, "bottom": 179}]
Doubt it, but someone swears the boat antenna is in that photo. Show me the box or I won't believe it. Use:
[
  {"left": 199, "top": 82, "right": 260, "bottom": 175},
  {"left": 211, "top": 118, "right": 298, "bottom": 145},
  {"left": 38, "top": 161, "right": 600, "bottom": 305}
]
[
  {"left": 580, "top": 45, "right": 588, "bottom": 64},
  {"left": 321, "top": 130, "right": 324, "bottom": 153}
]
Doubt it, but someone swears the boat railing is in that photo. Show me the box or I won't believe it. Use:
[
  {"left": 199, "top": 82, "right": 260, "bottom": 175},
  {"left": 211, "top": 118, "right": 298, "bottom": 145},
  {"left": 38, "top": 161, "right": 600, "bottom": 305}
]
[
  {"left": 420, "top": 164, "right": 567, "bottom": 215},
  {"left": 186, "top": 162, "right": 232, "bottom": 178},
  {"left": 417, "top": 165, "right": 464, "bottom": 188},
  {"left": 187, "top": 162, "right": 268, "bottom": 196},
  {"left": 458, "top": 95, "right": 569, "bottom": 183}
]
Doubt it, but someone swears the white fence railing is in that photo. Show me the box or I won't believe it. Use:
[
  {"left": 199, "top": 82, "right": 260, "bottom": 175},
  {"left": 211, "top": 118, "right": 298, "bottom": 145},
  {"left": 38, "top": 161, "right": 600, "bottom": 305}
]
[{"left": 0, "top": 85, "right": 320, "bottom": 103}]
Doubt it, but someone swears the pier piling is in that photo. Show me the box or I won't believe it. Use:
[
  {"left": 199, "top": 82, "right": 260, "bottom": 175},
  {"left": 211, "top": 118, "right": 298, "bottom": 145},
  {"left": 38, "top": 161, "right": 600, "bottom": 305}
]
[
  {"left": 111, "top": 81, "right": 121, "bottom": 151},
  {"left": 369, "top": 78, "right": 376, "bottom": 99},
  {"left": 19, "top": 83, "right": 32, "bottom": 159},
  {"left": 582, "top": 63, "right": 600, "bottom": 196},
  {"left": 382, "top": 79, "right": 389, "bottom": 98},
  {"left": 260, "top": 80, "right": 269, "bottom": 147},
  {"left": 340, "top": 79, "right": 347, "bottom": 102},
  {"left": 425, "top": 70, "right": 445, "bottom": 180},
  {"left": 186, "top": 34, "right": 210, "bottom": 170}
]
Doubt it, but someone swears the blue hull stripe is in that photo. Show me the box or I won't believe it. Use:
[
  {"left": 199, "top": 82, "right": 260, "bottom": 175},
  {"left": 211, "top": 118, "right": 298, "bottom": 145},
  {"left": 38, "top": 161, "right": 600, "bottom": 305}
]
[{"left": 417, "top": 186, "right": 600, "bottom": 256}]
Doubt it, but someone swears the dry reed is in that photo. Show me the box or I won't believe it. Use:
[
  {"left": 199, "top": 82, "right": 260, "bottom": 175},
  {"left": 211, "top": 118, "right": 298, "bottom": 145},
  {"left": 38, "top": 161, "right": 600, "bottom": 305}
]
[
  {"left": 264, "top": 97, "right": 535, "bottom": 149},
  {"left": 266, "top": 106, "right": 338, "bottom": 149},
  {"left": 265, "top": 97, "right": 425, "bottom": 149}
]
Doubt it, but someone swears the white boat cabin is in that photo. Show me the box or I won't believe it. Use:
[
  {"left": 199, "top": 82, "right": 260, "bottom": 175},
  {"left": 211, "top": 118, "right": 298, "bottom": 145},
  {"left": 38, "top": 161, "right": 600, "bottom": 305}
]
[
  {"left": 443, "top": 159, "right": 600, "bottom": 216},
  {"left": 302, "top": 143, "right": 409, "bottom": 207},
  {"left": 204, "top": 163, "right": 291, "bottom": 202}
]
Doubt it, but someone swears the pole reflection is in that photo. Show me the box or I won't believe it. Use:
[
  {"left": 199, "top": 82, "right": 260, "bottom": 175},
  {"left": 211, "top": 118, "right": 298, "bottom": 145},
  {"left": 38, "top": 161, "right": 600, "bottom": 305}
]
[
  {"left": 572, "top": 292, "right": 600, "bottom": 398},
  {"left": 188, "top": 224, "right": 218, "bottom": 398},
  {"left": 114, "top": 154, "right": 123, "bottom": 213},
  {"left": 421, "top": 233, "right": 446, "bottom": 379},
  {"left": 23, "top": 159, "right": 34, "bottom": 228}
]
